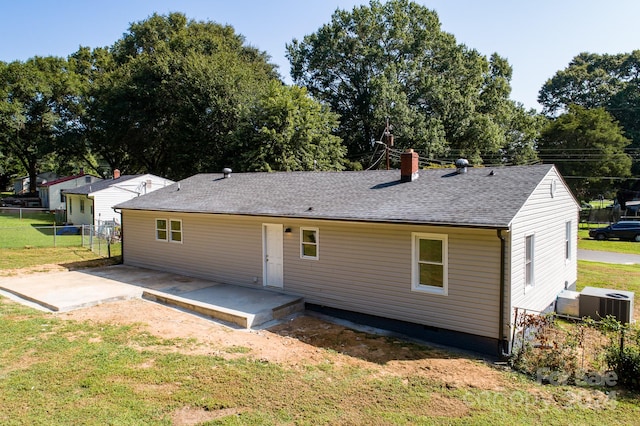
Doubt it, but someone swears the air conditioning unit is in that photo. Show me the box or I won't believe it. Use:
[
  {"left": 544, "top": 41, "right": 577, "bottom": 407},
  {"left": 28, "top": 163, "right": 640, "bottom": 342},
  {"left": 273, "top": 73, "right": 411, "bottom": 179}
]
[
  {"left": 556, "top": 290, "right": 580, "bottom": 317},
  {"left": 579, "top": 287, "right": 634, "bottom": 324}
]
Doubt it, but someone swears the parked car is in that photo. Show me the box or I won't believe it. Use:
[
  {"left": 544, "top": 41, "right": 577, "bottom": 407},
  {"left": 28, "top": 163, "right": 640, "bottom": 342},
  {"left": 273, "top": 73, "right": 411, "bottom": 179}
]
[{"left": 589, "top": 221, "right": 640, "bottom": 242}]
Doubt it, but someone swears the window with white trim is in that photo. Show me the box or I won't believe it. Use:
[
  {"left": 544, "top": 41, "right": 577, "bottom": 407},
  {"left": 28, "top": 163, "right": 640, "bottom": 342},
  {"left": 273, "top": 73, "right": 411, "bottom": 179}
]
[
  {"left": 155, "top": 219, "right": 168, "bottom": 241},
  {"left": 80, "top": 199, "right": 85, "bottom": 213},
  {"left": 412, "top": 233, "right": 448, "bottom": 295},
  {"left": 300, "top": 227, "right": 318, "bottom": 259},
  {"left": 170, "top": 219, "right": 182, "bottom": 243},
  {"left": 525, "top": 234, "right": 535, "bottom": 287},
  {"left": 565, "top": 221, "right": 571, "bottom": 261}
]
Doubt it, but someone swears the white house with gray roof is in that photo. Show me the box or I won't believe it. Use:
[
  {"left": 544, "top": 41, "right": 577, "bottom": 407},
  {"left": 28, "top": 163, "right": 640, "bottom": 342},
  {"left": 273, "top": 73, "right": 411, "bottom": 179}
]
[
  {"left": 64, "top": 171, "right": 173, "bottom": 228},
  {"left": 116, "top": 151, "right": 579, "bottom": 356}
]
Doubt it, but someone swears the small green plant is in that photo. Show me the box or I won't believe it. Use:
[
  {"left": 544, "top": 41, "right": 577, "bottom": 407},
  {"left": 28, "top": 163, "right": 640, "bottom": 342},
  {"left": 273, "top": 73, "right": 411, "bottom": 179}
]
[{"left": 599, "top": 316, "right": 640, "bottom": 391}]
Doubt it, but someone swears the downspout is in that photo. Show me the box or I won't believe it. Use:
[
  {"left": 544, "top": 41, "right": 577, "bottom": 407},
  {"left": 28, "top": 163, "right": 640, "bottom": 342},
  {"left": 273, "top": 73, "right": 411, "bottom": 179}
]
[
  {"left": 497, "top": 229, "right": 509, "bottom": 358},
  {"left": 113, "top": 208, "right": 123, "bottom": 264}
]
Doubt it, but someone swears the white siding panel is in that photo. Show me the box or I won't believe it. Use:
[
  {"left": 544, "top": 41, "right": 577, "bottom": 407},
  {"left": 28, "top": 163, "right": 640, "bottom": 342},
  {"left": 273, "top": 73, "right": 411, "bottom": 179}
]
[{"left": 510, "top": 167, "right": 578, "bottom": 316}]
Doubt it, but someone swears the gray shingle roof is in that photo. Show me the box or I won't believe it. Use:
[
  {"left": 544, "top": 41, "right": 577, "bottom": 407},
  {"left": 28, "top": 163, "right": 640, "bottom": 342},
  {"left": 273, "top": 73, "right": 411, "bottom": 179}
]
[
  {"left": 115, "top": 165, "right": 556, "bottom": 228},
  {"left": 64, "top": 175, "right": 139, "bottom": 195}
]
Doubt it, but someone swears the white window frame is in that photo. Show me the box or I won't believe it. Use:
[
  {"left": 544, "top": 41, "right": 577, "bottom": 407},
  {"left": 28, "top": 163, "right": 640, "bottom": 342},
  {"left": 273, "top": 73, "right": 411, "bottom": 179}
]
[
  {"left": 80, "top": 199, "right": 85, "bottom": 214},
  {"left": 300, "top": 227, "right": 319, "bottom": 260},
  {"left": 565, "top": 221, "right": 572, "bottom": 261},
  {"left": 155, "top": 218, "right": 168, "bottom": 241},
  {"left": 411, "top": 232, "right": 448, "bottom": 295},
  {"left": 169, "top": 219, "right": 183, "bottom": 244},
  {"left": 525, "top": 234, "right": 535, "bottom": 289}
]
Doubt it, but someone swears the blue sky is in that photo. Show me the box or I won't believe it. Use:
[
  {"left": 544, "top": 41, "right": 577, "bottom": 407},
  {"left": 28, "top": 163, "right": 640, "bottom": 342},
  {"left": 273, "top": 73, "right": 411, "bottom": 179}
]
[{"left": 1, "top": 1, "right": 638, "bottom": 111}]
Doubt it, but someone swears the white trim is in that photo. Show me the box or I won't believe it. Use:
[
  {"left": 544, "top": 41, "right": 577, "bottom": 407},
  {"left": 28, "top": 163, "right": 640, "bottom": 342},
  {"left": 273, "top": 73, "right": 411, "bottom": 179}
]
[
  {"left": 524, "top": 233, "right": 535, "bottom": 292},
  {"left": 169, "top": 219, "right": 183, "bottom": 244},
  {"left": 155, "top": 218, "right": 168, "bottom": 242},
  {"left": 411, "top": 232, "right": 448, "bottom": 295},
  {"left": 565, "top": 220, "right": 572, "bottom": 262},
  {"left": 300, "top": 227, "right": 319, "bottom": 260}
]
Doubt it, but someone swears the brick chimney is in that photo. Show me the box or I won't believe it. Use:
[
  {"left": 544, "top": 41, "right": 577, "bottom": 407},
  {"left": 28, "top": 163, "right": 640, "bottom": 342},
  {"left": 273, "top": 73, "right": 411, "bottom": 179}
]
[
  {"left": 400, "top": 149, "right": 419, "bottom": 182},
  {"left": 113, "top": 169, "right": 121, "bottom": 179}
]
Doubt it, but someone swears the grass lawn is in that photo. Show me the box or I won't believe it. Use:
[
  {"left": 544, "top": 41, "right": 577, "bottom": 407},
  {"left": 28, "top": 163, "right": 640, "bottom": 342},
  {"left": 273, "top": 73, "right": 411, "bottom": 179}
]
[
  {"left": 0, "top": 247, "right": 120, "bottom": 271},
  {"left": 578, "top": 228, "right": 640, "bottom": 255},
  {"left": 0, "top": 212, "right": 83, "bottom": 248},
  {"left": 0, "top": 297, "right": 639, "bottom": 424},
  {"left": 0, "top": 224, "right": 637, "bottom": 423}
]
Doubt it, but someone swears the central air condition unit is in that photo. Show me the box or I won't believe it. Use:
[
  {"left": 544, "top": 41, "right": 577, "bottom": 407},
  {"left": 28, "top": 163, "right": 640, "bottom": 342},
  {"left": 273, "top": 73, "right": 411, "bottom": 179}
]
[
  {"left": 556, "top": 290, "right": 580, "bottom": 318},
  {"left": 579, "top": 286, "right": 635, "bottom": 324}
]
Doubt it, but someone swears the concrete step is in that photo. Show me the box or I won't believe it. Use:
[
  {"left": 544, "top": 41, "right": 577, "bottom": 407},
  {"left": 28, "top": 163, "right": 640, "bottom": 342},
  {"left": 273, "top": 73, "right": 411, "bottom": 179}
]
[{"left": 142, "top": 289, "right": 304, "bottom": 328}]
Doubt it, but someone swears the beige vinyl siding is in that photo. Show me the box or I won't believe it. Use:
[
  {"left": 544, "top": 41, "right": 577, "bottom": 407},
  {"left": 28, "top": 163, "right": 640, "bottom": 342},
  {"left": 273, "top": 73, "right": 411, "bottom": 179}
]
[
  {"left": 123, "top": 210, "right": 503, "bottom": 339},
  {"left": 123, "top": 211, "right": 264, "bottom": 287},
  {"left": 509, "top": 167, "right": 579, "bottom": 313},
  {"left": 283, "top": 220, "right": 501, "bottom": 338}
]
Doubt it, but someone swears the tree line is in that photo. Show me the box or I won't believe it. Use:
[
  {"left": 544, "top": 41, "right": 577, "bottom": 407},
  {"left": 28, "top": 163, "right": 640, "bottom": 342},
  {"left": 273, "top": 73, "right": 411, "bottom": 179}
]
[{"left": 1, "top": 0, "right": 637, "bottom": 201}]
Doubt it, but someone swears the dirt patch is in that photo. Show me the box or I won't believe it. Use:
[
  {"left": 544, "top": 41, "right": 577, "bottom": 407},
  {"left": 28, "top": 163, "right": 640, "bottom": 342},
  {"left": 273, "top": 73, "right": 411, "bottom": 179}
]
[
  {"left": 170, "top": 406, "right": 248, "bottom": 425},
  {"left": 57, "top": 298, "right": 507, "bottom": 392},
  {"left": 0, "top": 258, "right": 120, "bottom": 277}
]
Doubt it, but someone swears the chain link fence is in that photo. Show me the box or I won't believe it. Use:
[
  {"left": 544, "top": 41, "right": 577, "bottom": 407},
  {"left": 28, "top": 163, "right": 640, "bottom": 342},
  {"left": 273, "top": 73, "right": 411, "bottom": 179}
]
[{"left": 0, "top": 208, "right": 120, "bottom": 258}]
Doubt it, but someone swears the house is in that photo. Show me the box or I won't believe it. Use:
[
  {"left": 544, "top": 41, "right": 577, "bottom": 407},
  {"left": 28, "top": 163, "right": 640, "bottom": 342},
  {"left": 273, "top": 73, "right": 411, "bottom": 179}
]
[
  {"left": 63, "top": 170, "right": 174, "bottom": 228},
  {"left": 115, "top": 151, "right": 579, "bottom": 356},
  {"left": 38, "top": 172, "right": 102, "bottom": 211},
  {"left": 13, "top": 172, "right": 58, "bottom": 195}
]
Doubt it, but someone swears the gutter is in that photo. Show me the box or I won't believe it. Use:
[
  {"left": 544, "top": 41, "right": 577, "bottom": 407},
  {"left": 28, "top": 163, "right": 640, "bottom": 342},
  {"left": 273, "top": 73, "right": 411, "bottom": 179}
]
[{"left": 497, "top": 229, "right": 509, "bottom": 358}]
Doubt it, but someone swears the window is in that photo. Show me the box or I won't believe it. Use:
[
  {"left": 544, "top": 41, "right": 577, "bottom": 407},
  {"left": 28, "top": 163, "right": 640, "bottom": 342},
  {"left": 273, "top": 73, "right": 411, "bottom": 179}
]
[
  {"left": 170, "top": 219, "right": 182, "bottom": 243},
  {"left": 565, "top": 221, "right": 572, "bottom": 261},
  {"left": 156, "top": 219, "right": 168, "bottom": 241},
  {"left": 412, "top": 233, "right": 448, "bottom": 295},
  {"left": 60, "top": 192, "right": 66, "bottom": 203},
  {"left": 300, "top": 227, "right": 318, "bottom": 259},
  {"left": 156, "top": 219, "right": 183, "bottom": 243},
  {"left": 525, "top": 235, "right": 535, "bottom": 287},
  {"left": 80, "top": 199, "right": 85, "bottom": 213},
  {"left": 68, "top": 199, "right": 72, "bottom": 215}
]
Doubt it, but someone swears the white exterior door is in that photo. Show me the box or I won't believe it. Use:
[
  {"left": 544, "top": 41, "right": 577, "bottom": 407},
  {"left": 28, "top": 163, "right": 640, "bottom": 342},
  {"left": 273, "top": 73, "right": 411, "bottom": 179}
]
[{"left": 263, "top": 224, "right": 284, "bottom": 288}]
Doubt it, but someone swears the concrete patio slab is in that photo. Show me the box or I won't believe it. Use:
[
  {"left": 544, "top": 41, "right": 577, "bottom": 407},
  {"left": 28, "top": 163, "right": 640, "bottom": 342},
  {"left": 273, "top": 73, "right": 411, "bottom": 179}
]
[{"left": 0, "top": 265, "right": 304, "bottom": 327}]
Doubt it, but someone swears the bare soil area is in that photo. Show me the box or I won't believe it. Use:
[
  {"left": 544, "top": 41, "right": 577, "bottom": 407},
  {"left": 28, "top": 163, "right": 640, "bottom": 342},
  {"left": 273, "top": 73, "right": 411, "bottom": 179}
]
[
  {"left": 5, "top": 263, "right": 511, "bottom": 424},
  {"left": 57, "top": 296, "right": 508, "bottom": 423}
]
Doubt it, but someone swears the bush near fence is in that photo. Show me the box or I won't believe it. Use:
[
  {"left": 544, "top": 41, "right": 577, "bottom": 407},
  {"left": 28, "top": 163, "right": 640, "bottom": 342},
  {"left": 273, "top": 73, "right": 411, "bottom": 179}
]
[{"left": 510, "top": 309, "right": 640, "bottom": 391}]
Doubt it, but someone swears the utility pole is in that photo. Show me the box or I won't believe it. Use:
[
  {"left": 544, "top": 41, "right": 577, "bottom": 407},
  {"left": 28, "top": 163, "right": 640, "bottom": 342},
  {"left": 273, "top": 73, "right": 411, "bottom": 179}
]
[{"left": 384, "top": 118, "right": 394, "bottom": 170}]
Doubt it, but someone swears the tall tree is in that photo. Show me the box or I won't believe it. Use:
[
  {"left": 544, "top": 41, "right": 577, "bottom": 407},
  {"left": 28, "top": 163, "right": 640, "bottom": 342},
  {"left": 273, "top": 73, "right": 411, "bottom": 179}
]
[
  {"left": 80, "top": 13, "right": 279, "bottom": 180},
  {"left": 539, "top": 51, "right": 640, "bottom": 172},
  {"left": 0, "top": 57, "right": 84, "bottom": 193},
  {"left": 287, "top": 0, "right": 523, "bottom": 166},
  {"left": 538, "top": 105, "right": 632, "bottom": 200},
  {"left": 232, "top": 82, "right": 345, "bottom": 172}
]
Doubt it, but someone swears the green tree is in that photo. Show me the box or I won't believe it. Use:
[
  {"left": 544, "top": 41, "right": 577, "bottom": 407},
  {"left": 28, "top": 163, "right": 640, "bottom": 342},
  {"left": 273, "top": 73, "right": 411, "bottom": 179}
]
[
  {"left": 538, "top": 105, "right": 632, "bottom": 200},
  {"left": 232, "top": 82, "right": 345, "bottom": 172},
  {"left": 0, "top": 57, "right": 84, "bottom": 193},
  {"left": 539, "top": 51, "right": 640, "bottom": 172},
  {"left": 80, "top": 13, "right": 279, "bottom": 180},
  {"left": 286, "top": 0, "right": 523, "bottom": 166}
]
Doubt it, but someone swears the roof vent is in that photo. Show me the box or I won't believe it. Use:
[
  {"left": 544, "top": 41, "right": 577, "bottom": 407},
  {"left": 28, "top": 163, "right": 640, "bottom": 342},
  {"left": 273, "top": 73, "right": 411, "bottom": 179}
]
[
  {"left": 222, "top": 168, "right": 232, "bottom": 178},
  {"left": 455, "top": 158, "right": 469, "bottom": 174}
]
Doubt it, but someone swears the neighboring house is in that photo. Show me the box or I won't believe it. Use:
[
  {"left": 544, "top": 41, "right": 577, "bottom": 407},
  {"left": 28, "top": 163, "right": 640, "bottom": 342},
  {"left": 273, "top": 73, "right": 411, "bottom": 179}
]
[
  {"left": 116, "top": 151, "right": 579, "bottom": 356},
  {"left": 63, "top": 171, "right": 174, "bottom": 228},
  {"left": 13, "top": 172, "right": 58, "bottom": 195},
  {"left": 38, "top": 172, "right": 102, "bottom": 211}
]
